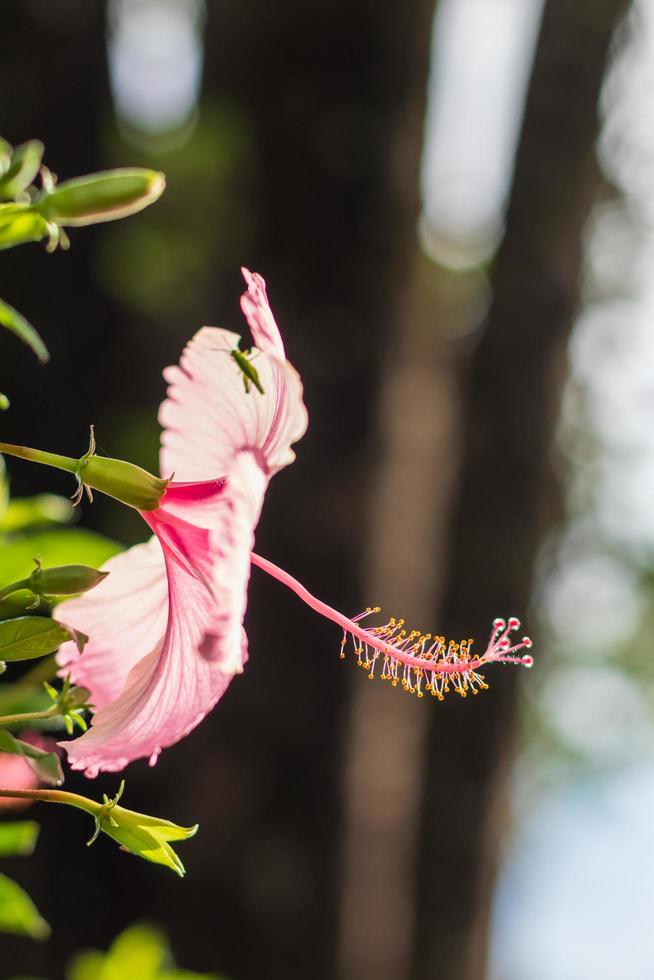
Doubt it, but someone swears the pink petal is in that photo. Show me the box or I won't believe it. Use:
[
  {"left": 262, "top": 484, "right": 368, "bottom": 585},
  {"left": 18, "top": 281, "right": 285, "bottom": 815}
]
[
  {"left": 239, "top": 268, "right": 285, "bottom": 358},
  {"left": 62, "top": 455, "right": 265, "bottom": 775},
  {"left": 55, "top": 539, "right": 168, "bottom": 710},
  {"left": 159, "top": 274, "right": 307, "bottom": 483}
]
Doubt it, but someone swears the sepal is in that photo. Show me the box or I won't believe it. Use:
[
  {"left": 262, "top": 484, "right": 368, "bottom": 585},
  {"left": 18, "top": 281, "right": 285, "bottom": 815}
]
[{"left": 87, "top": 781, "right": 198, "bottom": 877}]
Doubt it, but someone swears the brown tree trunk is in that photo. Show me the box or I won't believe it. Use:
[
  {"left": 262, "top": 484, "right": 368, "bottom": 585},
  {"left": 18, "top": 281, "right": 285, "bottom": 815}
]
[{"left": 414, "top": 2, "right": 630, "bottom": 979}]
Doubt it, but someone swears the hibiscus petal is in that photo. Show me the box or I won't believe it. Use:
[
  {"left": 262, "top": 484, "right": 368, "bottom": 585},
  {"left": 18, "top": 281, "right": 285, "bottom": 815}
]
[
  {"left": 159, "top": 273, "right": 307, "bottom": 482},
  {"left": 62, "top": 454, "right": 265, "bottom": 776},
  {"left": 55, "top": 539, "right": 168, "bottom": 710},
  {"left": 239, "top": 267, "right": 285, "bottom": 358}
]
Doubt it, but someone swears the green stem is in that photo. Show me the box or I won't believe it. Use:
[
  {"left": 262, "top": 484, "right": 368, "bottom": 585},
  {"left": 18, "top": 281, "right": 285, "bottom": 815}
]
[
  {"left": 0, "top": 786, "right": 99, "bottom": 816},
  {"left": 0, "top": 578, "right": 31, "bottom": 602},
  {"left": 0, "top": 704, "right": 60, "bottom": 727},
  {"left": 0, "top": 442, "right": 78, "bottom": 476}
]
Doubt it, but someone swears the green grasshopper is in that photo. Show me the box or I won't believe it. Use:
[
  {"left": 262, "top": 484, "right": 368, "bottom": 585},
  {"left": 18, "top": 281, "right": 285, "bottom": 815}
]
[
  {"left": 210, "top": 342, "right": 265, "bottom": 394},
  {"left": 230, "top": 346, "right": 264, "bottom": 395}
]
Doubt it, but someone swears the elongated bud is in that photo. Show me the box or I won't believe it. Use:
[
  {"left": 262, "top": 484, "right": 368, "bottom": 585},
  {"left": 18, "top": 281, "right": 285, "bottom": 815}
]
[
  {"left": 0, "top": 432, "right": 168, "bottom": 512},
  {"left": 78, "top": 454, "right": 168, "bottom": 511},
  {"left": 35, "top": 168, "right": 165, "bottom": 226},
  {"left": 28, "top": 562, "right": 108, "bottom": 597}
]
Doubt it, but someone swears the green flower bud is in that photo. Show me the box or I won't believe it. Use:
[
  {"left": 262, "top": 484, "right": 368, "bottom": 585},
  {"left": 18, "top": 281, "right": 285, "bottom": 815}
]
[
  {"left": 28, "top": 562, "right": 108, "bottom": 597},
  {"left": 89, "top": 782, "right": 198, "bottom": 877},
  {"left": 79, "top": 454, "right": 168, "bottom": 511},
  {"left": 35, "top": 168, "right": 165, "bottom": 226},
  {"left": 0, "top": 429, "right": 168, "bottom": 513}
]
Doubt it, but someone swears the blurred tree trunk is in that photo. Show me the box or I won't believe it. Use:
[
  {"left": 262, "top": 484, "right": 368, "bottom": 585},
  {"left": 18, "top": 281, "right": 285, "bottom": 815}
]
[
  {"left": 414, "top": 2, "right": 630, "bottom": 979},
  {"left": 200, "top": 3, "right": 436, "bottom": 979}
]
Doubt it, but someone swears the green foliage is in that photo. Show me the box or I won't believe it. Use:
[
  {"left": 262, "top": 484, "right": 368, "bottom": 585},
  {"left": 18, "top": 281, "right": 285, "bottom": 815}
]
[
  {"left": 42, "top": 678, "right": 92, "bottom": 735},
  {"left": 0, "top": 617, "right": 86, "bottom": 663},
  {"left": 67, "top": 923, "right": 220, "bottom": 980},
  {"left": 0, "top": 141, "right": 44, "bottom": 201},
  {"left": 0, "top": 206, "right": 51, "bottom": 252},
  {"left": 0, "top": 134, "right": 165, "bottom": 386},
  {"left": 0, "top": 299, "right": 48, "bottom": 363},
  {"left": 0, "top": 731, "right": 63, "bottom": 785},
  {"left": 0, "top": 821, "right": 39, "bottom": 858},
  {"left": 0, "top": 494, "right": 74, "bottom": 534},
  {"left": 0, "top": 872, "right": 50, "bottom": 941}
]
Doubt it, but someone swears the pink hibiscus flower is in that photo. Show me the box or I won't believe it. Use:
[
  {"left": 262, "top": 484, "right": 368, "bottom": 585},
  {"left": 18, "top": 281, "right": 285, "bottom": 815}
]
[
  {"left": 55, "top": 270, "right": 307, "bottom": 776},
  {"left": 54, "top": 270, "right": 533, "bottom": 777}
]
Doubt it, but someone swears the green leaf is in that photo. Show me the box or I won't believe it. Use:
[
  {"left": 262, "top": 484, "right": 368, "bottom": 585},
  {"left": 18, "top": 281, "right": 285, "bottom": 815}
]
[
  {"left": 0, "top": 205, "right": 50, "bottom": 250},
  {"left": 0, "top": 298, "right": 49, "bottom": 363},
  {"left": 0, "top": 617, "right": 86, "bottom": 662},
  {"left": 0, "top": 821, "right": 40, "bottom": 858},
  {"left": 0, "top": 494, "right": 74, "bottom": 533},
  {"left": 0, "top": 731, "right": 63, "bottom": 785},
  {"left": 0, "top": 683, "right": 51, "bottom": 720},
  {"left": 67, "top": 923, "right": 220, "bottom": 980},
  {"left": 0, "top": 528, "right": 122, "bottom": 588},
  {"left": 0, "top": 141, "right": 44, "bottom": 200},
  {"left": 0, "top": 872, "right": 50, "bottom": 940}
]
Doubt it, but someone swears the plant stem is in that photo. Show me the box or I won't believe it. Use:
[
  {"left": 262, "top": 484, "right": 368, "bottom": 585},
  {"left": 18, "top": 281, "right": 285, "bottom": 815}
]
[
  {"left": 0, "top": 786, "right": 99, "bottom": 815},
  {"left": 0, "top": 442, "right": 78, "bottom": 475},
  {"left": 0, "top": 704, "right": 60, "bottom": 727},
  {"left": 0, "top": 579, "right": 31, "bottom": 602}
]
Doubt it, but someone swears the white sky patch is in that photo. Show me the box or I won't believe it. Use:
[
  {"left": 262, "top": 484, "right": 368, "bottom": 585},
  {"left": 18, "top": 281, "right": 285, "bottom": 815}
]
[
  {"left": 539, "top": 665, "right": 650, "bottom": 758},
  {"left": 420, "top": 0, "right": 543, "bottom": 265},
  {"left": 107, "top": 0, "right": 205, "bottom": 135},
  {"left": 489, "top": 764, "right": 654, "bottom": 980},
  {"left": 541, "top": 552, "right": 642, "bottom": 653}
]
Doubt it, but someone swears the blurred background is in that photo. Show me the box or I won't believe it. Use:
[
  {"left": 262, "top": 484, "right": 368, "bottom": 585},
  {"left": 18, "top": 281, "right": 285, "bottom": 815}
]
[{"left": 0, "top": 0, "right": 650, "bottom": 977}]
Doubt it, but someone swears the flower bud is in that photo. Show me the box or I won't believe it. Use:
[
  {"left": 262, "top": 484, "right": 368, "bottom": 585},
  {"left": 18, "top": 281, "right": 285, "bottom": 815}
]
[
  {"left": 89, "top": 782, "right": 198, "bottom": 876},
  {"left": 35, "top": 168, "right": 165, "bottom": 226},
  {"left": 28, "top": 563, "right": 108, "bottom": 597},
  {"left": 79, "top": 454, "right": 168, "bottom": 511},
  {"left": 0, "top": 435, "right": 168, "bottom": 512}
]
